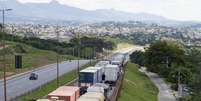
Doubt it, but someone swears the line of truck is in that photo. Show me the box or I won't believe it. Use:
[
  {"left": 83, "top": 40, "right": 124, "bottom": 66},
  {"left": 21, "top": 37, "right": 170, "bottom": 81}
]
[{"left": 37, "top": 53, "right": 130, "bottom": 101}]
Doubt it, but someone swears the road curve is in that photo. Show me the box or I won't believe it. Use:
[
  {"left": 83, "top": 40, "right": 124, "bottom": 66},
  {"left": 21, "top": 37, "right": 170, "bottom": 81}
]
[
  {"left": 140, "top": 68, "right": 177, "bottom": 101},
  {"left": 0, "top": 60, "right": 89, "bottom": 101}
]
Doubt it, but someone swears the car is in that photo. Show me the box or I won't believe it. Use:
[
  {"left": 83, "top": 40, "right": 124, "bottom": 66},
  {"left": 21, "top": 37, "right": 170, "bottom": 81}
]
[{"left": 29, "top": 73, "right": 38, "bottom": 80}]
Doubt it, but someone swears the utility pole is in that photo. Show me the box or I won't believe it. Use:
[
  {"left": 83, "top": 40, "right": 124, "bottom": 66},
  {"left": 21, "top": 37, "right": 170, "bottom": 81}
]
[
  {"left": 0, "top": 8, "right": 12, "bottom": 101},
  {"left": 90, "top": 48, "right": 92, "bottom": 65},
  {"left": 91, "top": 47, "right": 95, "bottom": 63},
  {"left": 166, "top": 56, "right": 169, "bottom": 68},
  {"left": 70, "top": 28, "right": 81, "bottom": 87},
  {"left": 11, "top": 25, "right": 14, "bottom": 41},
  {"left": 102, "top": 48, "right": 105, "bottom": 61},
  {"left": 93, "top": 47, "right": 95, "bottom": 59},
  {"left": 107, "top": 49, "right": 109, "bottom": 60},
  {"left": 73, "top": 47, "right": 75, "bottom": 57},
  {"left": 77, "top": 32, "right": 80, "bottom": 87},
  {"left": 56, "top": 26, "right": 60, "bottom": 87},
  {"left": 199, "top": 66, "right": 201, "bottom": 90}
]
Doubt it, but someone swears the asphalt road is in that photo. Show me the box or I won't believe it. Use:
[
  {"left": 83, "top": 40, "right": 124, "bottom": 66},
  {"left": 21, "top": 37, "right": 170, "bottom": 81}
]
[
  {"left": 0, "top": 60, "right": 89, "bottom": 101},
  {"left": 140, "top": 67, "right": 177, "bottom": 101}
]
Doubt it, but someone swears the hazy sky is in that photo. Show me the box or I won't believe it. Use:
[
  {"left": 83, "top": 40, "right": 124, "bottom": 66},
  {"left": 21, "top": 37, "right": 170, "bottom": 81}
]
[{"left": 16, "top": 0, "right": 201, "bottom": 21}]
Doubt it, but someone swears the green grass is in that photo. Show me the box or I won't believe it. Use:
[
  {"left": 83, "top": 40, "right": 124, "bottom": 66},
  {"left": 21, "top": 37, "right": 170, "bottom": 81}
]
[
  {"left": 16, "top": 61, "right": 96, "bottom": 101},
  {"left": 0, "top": 41, "right": 77, "bottom": 78},
  {"left": 118, "top": 62, "right": 158, "bottom": 101},
  {"left": 102, "top": 36, "right": 132, "bottom": 44}
]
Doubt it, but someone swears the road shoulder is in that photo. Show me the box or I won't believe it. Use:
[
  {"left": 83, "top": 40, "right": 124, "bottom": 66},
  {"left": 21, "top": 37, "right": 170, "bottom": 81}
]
[{"left": 139, "top": 67, "right": 177, "bottom": 101}]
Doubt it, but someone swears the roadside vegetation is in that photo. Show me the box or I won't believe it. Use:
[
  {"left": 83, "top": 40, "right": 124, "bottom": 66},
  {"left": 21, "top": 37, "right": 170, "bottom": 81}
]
[
  {"left": 118, "top": 62, "right": 158, "bottom": 101},
  {"left": 0, "top": 33, "right": 116, "bottom": 57},
  {"left": 101, "top": 35, "right": 133, "bottom": 45},
  {"left": 0, "top": 32, "right": 120, "bottom": 78},
  {"left": 130, "top": 40, "right": 201, "bottom": 101},
  {"left": 0, "top": 41, "right": 77, "bottom": 78}
]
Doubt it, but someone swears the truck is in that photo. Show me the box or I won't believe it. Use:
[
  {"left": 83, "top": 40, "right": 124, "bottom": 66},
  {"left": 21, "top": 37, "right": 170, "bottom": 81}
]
[
  {"left": 95, "top": 61, "right": 110, "bottom": 67},
  {"left": 86, "top": 66, "right": 105, "bottom": 83},
  {"left": 79, "top": 69, "right": 98, "bottom": 86},
  {"left": 104, "top": 64, "right": 119, "bottom": 85}
]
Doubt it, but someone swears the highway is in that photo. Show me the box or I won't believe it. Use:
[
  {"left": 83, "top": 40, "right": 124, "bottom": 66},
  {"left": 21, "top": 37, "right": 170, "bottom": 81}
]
[
  {"left": 0, "top": 45, "right": 143, "bottom": 101},
  {"left": 0, "top": 60, "right": 89, "bottom": 101}
]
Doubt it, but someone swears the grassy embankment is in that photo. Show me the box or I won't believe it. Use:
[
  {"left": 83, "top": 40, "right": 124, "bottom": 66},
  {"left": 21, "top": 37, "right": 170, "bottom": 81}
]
[
  {"left": 16, "top": 61, "right": 96, "bottom": 101},
  {"left": 118, "top": 62, "right": 158, "bottom": 101},
  {"left": 116, "top": 43, "right": 134, "bottom": 50},
  {"left": 0, "top": 41, "right": 77, "bottom": 78}
]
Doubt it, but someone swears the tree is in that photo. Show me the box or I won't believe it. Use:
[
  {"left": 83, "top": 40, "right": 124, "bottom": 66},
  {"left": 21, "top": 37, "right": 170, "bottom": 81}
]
[
  {"left": 145, "top": 41, "right": 185, "bottom": 76},
  {"left": 130, "top": 51, "right": 146, "bottom": 67},
  {"left": 80, "top": 47, "right": 93, "bottom": 59},
  {"left": 185, "top": 48, "right": 201, "bottom": 93},
  {"left": 192, "top": 92, "right": 201, "bottom": 101},
  {"left": 168, "top": 64, "right": 192, "bottom": 84},
  {"left": 70, "top": 36, "right": 116, "bottom": 53}
]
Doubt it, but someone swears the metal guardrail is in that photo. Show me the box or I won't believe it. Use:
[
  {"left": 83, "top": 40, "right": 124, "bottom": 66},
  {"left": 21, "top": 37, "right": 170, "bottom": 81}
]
[{"left": 13, "top": 61, "right": 127, "bottom": 101}]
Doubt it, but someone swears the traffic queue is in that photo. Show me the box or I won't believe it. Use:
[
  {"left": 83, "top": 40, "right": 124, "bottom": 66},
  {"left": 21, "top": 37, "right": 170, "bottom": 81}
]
[{"left": 37, "top": 53, "right": 129, "bottom": 101}]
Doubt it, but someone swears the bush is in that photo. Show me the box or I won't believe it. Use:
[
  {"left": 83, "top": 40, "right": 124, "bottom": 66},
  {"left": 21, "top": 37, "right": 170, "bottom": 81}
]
[
  {"left": 14, "top": 44, "right": 27, "bottom": 53},
  {"left": 0, "top": 33, "right": 116, "bottom": 58}
]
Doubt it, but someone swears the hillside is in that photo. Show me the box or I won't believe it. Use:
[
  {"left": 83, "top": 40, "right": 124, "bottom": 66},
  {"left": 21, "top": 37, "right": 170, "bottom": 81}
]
[
  {"left": 118, "top": 62, "right": 158, "bottom": 101},
  {"left": 0, "top": 41, "right": 76, "bottom": 78},
  {"left": 0, "top": 33, "right": 122, "bottom": 78},
  {"left": 3, "top": 0, "right": 172, "bottom": 24}
]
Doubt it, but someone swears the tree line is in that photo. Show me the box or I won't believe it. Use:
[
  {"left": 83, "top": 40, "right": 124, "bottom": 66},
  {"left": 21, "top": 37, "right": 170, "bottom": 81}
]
[
  {"left": 0, "top": 32, "right": 116, "bottom": 58},
  {"left": 130, "top": 40, "right": 201, "bottom": 101}
]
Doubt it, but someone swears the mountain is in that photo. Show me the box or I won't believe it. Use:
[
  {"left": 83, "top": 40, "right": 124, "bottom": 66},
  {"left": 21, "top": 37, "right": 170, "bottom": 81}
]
[{"left": 2, "top": 0, "right": 200, "bottom": 26}]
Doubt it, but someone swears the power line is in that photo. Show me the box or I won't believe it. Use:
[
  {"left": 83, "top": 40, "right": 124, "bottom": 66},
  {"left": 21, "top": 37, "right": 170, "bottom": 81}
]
[{"left": 56, "top": 26, "right": 60, "bottom": 87}]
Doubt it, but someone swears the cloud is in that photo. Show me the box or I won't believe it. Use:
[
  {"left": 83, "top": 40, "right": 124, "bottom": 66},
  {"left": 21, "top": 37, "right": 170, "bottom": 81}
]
[{"left": 16, "top": 0, "right": 201, "bottom": 21}]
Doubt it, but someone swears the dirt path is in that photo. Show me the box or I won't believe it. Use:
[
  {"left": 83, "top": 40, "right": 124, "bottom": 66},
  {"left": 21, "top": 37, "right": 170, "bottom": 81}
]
[{"left": 140, "top": 67, "right": 177, "bottom": 101}]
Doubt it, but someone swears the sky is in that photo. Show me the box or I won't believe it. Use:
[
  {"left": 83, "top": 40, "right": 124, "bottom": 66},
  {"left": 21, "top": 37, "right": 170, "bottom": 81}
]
[{"left": 13, "top": 0, "right": 201, "bottom": 21}]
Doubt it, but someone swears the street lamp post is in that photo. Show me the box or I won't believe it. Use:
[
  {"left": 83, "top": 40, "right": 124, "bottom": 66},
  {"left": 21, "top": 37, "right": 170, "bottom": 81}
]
[
  {"left": 93, "top": 47, "right": 96, "bottom": 60},
  {"left": 166, "top": 57, "right": 169, "bottom": 68},
  {"left": 90, "top": 49, "right": 92, "bottom": 65},
  {"left": 56, "top": 26, "right": 60, "bottom": 87},
  {"left": 77, "top": 33, "right": 80, "bottom": 87},
  {"left": 11, "top": 25, "right": 15, "bottom": 41},
  {"left": 0, "top": 8, "right": 12, "bottom": 101},
  {"left": 199, "top": 66, "right": 201, "bottom": 90},
  {"left": 69, "top": 28, "right": 80, "bottom": 87}
]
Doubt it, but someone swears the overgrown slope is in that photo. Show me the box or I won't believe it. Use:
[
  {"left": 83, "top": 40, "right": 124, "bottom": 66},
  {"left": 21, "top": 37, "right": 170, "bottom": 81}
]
[
  {"left": 0, "top": 41, "right": 76, "bottom": 78},
  {"left": 118, "top": 62, "right": 158, "bottom": 101}
]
